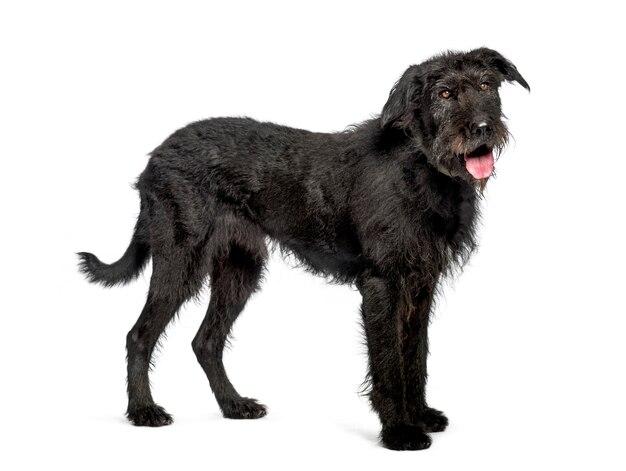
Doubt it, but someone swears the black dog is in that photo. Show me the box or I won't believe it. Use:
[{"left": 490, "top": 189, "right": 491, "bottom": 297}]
[{"left": 78, "top": 48, "right": 528, "bottom": 450}]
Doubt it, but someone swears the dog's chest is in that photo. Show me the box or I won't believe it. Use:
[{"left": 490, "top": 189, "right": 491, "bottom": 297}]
[
  {"left": 427, "top": 184, "right": 476, "bottom": 242},
  {"left": 403, "top": 177, "right": 478, "bottom": 271},
  {"left": 428, "top": 200, "right": 468, "bottom": 242}
]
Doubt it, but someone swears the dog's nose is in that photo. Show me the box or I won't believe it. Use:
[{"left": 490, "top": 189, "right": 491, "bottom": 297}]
[{"left": 470, "top": 121, "right": 492, "bottom": 138}]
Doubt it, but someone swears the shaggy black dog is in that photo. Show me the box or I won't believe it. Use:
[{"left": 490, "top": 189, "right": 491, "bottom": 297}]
[{"left": 78, "top": 47, "right": 528, "bottom": 450}]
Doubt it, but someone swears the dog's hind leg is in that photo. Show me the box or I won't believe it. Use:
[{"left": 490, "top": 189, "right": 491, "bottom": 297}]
[
  {"left": 126, "top": 242, "right": 209, "bottom": 426},
  {"left": 192, "top": 219, "right": 268, "bottom": 419}
]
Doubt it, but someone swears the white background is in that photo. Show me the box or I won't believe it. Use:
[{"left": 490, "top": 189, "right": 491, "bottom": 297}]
[{"left": 1, "top": 1, "right": 625, "bottom": 469}]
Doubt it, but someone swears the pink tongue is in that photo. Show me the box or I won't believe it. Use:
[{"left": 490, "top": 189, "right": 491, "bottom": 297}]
[{"left": 465, "top": 151, "right": 494, "bottom": 179}]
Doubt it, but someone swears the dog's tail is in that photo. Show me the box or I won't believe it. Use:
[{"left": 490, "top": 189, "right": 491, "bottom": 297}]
[{"left": 77, "top": 203, "right": 151, "bottom": 287}]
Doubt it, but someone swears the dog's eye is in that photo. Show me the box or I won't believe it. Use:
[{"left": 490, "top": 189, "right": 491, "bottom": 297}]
[
  {"left": 439, "top": 89, "right": 451, "bottom": 99},
  {"left": 480, "top": 82, "right": 490, "bottom": 91}
]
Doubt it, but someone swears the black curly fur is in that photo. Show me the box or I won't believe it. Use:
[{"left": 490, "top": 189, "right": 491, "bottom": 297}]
[{"left": 78, "top": 47, "right": 528, "bottom": 449}]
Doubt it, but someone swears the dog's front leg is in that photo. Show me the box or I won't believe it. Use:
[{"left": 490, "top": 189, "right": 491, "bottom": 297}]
[
  {"left": 402, "top": 285, "right": 449, "bottom": 433},
  {"left": 359, "top": 272, "right": 431, "bottom": 450}
]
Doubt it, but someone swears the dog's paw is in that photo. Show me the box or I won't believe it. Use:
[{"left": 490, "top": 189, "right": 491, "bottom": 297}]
[
  {"left": 415, "top": 407, "right": 449, "bottom": 433},
  {"left": 127, "top": 404, "right": 173, "bottom": 427},
  {"left": 221, "top": 397, "right": 267, "bottom": 419},
  {"left": 381, "top": 424, "right": 432, "bottom": 451}
]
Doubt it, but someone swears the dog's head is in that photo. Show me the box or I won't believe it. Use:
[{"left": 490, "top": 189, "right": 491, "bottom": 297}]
[{"left": 381, "top": 48, "right": 529, "bottom": 185}]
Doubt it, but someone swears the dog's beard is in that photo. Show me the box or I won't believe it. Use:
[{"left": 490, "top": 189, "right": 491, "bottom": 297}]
[{"left": 429, "top": 122, "right": 509, "bottom": 187}]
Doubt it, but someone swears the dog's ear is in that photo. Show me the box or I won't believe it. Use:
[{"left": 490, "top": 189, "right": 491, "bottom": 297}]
[
  {"left": 381, "top": 65, "right": 423, "bottom": 129},
  {"left": 476, "top": 48, "right": 530, "bottom": 92}
]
